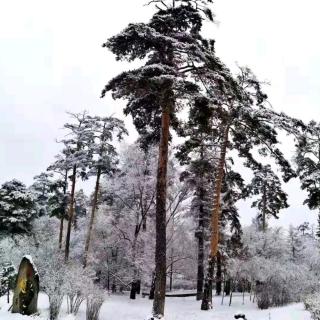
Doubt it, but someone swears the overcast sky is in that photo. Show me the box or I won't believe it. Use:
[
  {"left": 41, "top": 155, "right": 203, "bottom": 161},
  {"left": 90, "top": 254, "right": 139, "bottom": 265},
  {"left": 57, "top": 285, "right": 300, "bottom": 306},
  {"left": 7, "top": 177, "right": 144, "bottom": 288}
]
[{"left": 0, "top": 0, "right": 319, "bottom": 228}]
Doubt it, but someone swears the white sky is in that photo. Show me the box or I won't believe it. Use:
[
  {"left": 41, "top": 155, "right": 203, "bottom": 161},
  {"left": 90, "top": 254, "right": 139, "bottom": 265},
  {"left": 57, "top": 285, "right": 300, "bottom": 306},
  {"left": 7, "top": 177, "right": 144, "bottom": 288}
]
[{"left": 0, "top": 0, "right": 319, "bottom": 228}]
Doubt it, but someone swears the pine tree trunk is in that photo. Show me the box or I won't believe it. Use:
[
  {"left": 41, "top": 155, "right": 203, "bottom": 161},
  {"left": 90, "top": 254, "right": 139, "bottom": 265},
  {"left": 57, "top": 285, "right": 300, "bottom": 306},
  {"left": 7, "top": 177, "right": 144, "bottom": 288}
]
[
  {"left": 262, "top": 184, "right": 267, "bottom": 232},
  {"left": 73, "top": 209, "right": 78, "bottom": 230},
  {"left": 209, "top": 125, "right": 229, "bottom": 259},
  {"left": 152, "top": 108, "right": 170, "bottom": 317},
  {"left": 201, "top": 125, "right": 229, "bottom": 310},
  {"left": 65, "top": 165, "right": 77, "bottom": 262},
  {"left": 59, "top": 169, "right": 68, "bottom": 249},
  {"left": 130, "top": 238, "right": 138, "bottom": 300},
  {"left": 196, "top": 230, "right": 204, "bottom": 300},
  {"left": 83, "top": 167, "right": 101, "bottom": 267},
  {"left": 216, "top": 251, "right": 222, "bottom": 296},
  {"left": 59, "top": 217, "right": 64, "bottom": 250},
  {"left": 169, "top": 248, "right": 174, "bottom": 291},
  {"left": 196, "top": 179, "right": 205, "bottom": 301},
  {"left": 201, "top": 257, "right": 214, "bottom": 310}
]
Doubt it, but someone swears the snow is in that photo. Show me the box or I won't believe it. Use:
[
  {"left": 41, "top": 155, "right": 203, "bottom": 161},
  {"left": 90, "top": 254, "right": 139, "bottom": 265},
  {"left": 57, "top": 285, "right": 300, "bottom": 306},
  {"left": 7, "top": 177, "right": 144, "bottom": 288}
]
[
  {"left": 0, "top": 292, "right": 49, "bottom": 319},
  {"left": 0, "top": 292, "right": 312, "bottom": 320},
  {"left": 23, "top": 255, "right": 39, "bottom": 275}
]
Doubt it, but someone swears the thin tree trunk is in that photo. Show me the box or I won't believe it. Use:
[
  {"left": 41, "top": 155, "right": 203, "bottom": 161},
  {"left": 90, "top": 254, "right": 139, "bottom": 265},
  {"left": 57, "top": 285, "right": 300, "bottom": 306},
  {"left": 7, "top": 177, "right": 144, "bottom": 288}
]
[
  {"left": 224, "top": 279, "right": 231, "bottom": 296},
  {"left": 242, "top": 280, "right": 245, "bottom": 305},
  {"left": 130, "top": 238, "right": 138, "bottom": 300},
  {"left": 59, "top": 169, "right": 68, "bottom": 249},
  {"left": 221, "top": 273, "right": 225, "bottom": 305},
  {"left": 143, "top": 215, "right": 147, "bottom": 231},
  {"left": 262, "top": 184, "right": 267, "bottom": 232},
  {"left": 201, "top": 125, "right": 229, "bottom": 310},
  {"left": 59, "top": 217, "right": 64, "bottom": 250},
  {"left": 107, "top": 271, "right": 110, "bottom": 291},
  {"left": 153, "top": 108, "right": 170, "bottom": 317},
  {"left": 83, "top": 167, "right": 101, "bottom": 267},
  {"left": 169, "top": 248, "right": 174, "bottom": 291},
  {"left": 229, "top": 279, "right": 234, "bottom": 306},
  {"left": 65, "top": 165, "right": 77, "bottom": 262}
]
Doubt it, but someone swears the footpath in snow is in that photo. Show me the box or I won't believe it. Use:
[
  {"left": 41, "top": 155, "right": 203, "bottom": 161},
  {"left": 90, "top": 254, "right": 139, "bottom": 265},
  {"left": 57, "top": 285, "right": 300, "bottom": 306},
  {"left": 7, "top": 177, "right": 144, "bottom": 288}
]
[{"left": 0, "top": 292, "right": 312, "bottom": 320}]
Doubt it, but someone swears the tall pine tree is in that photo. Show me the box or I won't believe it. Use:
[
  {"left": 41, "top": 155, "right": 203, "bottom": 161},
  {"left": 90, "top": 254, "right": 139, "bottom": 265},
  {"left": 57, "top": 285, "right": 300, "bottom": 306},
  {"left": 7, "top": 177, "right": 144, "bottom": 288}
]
[{"left": 102, "top": 0, "right": 216, "bottom": 316}]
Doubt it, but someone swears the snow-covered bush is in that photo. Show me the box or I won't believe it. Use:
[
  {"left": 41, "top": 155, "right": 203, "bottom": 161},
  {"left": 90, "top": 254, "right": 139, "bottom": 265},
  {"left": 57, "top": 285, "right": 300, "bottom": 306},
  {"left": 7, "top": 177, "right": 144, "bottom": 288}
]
[
  {"left": 86, "top": 282, "right": 106, "bottom": 320},
  {"left": 304, "top": 293, "right": 320, "bottom": 320},
  {"left": 228, "top": 225, "right": 320, "bottom": 309},
  {"left": 64, "top": 264, "right": 96, "bottom": 315}
]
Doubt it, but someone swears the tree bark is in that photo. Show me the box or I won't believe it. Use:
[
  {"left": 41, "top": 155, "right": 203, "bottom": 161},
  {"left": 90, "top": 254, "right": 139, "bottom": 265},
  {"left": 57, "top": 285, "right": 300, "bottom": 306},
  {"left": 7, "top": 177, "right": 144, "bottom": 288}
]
[
  {"left": 216, "top": 251, "right": 222, "bottom": 296},
  {"left": 201, "top": 124, "right": 229, "bottom": 310},
  {"left": 130, "top": 281, "right": 138, "bottom": 300},
  {"left": 83, "top": 167, "right": 101, "bottom": 267},
  {"left": 59, "top": 217, "right": 64, "bottom": 250},
  {"left": 229, "top": 279, "right": 234, "bottom": 306},
  {"left": 130, "top": 238, "right": 138, "bottom": 300},
  {"left": 201, "top": 257, "right": 214, "bottom": 310},
  {"left": 65, "top": 165, "right": 77, "bottom": 262},
  {"left": 262, "top": 184, "right": 267, "bottom": 232},
  {"left": 169, "top": 248, "right": 174, "bottom": 291},
  {"left": 149, "top": 272, "right": 155, "bottom": 300},
  {"left": 196, "top": 227, "right": 204, "bottom": 300},
  {"left": 224, "top": 279, "right": 231, "bottom": 296},
  {"left": 136, "top": 280, "right": 141, "bottom": 294},
  {"left": 196, "top": 178, "right": 205, "bottom": 301},
  {"left": 59, "top": 169, "right": 68, "bottom": 249},
  {"left": 152, "top": 108, "right": 170, "bottom": 317}
]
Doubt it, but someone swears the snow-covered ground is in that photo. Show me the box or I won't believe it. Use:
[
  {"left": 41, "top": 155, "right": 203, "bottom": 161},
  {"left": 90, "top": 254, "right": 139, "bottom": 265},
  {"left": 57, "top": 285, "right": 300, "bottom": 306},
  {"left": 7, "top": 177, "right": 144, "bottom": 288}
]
[{"left": 0, "top": 292, "right": 312, "bottom": 320}]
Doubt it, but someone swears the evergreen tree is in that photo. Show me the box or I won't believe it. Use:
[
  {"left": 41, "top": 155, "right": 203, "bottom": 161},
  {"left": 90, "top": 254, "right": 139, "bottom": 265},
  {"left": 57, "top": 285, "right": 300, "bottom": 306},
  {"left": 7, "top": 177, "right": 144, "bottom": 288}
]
[
  {"left": 75, "top": 189, "right": 88, "bottom": 218},
  {"left": 102, "top": 0, "right": 216, "bottom": 316},
  {"left": 47, "top": 178, "right": 69, "bottom": 248},
  {"left": 177, "top": 96, "right": 245, "bottom": 301},
  {"left": 295, "top": 121, "right": 320, "bottom": 236},
  {"left": 246, "top": 165, "right": 289, "bottom": 232},
  {"left": 50, "top": 112, "right": 94, "bottom": 261},
  {"left": 176, "top": 96, "right": 217, "bottom": 301},
  {"left": 193, "top": 66, "right": 303, "bottom": 310},
  {"left": 0, "top": 179, "right": 36, "bottom": 233},
  {"left": 83, "top": 115, "right": 127, "bottom": 267},
  {"left": 30, "top": 172, "right": 54, "bottom": 216},
  {"left": 0, "top": 262, "right": 16, "bottom": 301}
]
